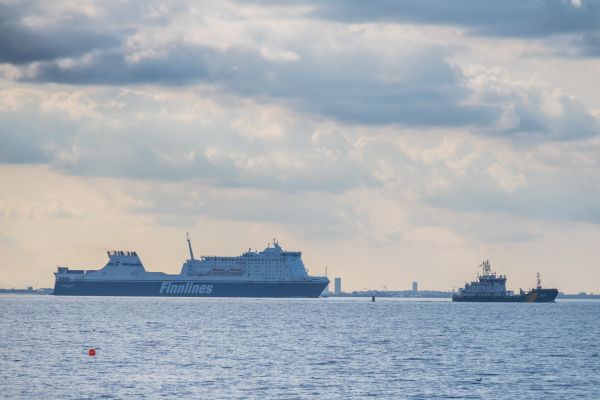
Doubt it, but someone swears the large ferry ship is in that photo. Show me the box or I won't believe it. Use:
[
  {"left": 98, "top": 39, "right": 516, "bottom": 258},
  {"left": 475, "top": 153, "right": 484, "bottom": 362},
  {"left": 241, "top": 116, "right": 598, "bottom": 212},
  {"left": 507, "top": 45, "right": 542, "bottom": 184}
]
[
  {"left": 452, "top": 260, "right": 558, "bottom": 302},
  {"left": 53, "top": 237, "right": 329, "bottom": 298}
]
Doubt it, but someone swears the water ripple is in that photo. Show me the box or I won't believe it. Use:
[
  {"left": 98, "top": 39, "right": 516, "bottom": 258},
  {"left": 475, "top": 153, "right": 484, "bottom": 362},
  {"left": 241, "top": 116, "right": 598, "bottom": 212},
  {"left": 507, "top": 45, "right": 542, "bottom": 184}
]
[{"left": 0, "top": 296, "right": 599, "bottom": 399}]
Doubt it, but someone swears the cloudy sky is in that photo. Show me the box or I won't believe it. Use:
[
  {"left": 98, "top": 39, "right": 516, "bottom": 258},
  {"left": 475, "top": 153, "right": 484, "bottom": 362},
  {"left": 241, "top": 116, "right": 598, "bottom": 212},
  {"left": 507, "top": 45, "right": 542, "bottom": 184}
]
[{"left": 1, "top": 0, "right": 600, "bottom": 292}]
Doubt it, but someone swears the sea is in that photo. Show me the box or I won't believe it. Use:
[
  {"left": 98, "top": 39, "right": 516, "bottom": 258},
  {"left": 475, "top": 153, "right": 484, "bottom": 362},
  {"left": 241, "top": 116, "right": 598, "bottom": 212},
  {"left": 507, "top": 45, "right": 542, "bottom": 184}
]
[{"left": 1, "top": 296, "right": 599, "bottom": 399}]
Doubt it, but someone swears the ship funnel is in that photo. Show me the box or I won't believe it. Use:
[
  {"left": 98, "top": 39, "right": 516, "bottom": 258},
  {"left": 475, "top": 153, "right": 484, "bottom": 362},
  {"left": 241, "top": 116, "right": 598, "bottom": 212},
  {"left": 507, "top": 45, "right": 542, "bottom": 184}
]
[{"left": 187, "top": 232, "right": 195, "bottom": 260}]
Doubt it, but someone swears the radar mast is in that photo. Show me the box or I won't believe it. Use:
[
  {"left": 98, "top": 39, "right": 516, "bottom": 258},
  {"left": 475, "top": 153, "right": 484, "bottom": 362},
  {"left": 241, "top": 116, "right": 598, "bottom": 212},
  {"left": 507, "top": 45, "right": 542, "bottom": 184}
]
[
  {"left": 480, "top": 259, "right": 493, "bottom": 276},
  {"left": 187, "top": 232, "right": 195, "bottom": 260}
]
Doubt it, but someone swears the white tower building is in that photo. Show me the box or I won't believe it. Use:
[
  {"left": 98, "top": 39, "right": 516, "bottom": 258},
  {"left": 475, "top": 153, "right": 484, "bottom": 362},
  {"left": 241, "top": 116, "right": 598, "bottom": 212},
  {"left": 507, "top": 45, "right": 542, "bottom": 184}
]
[{"left": 334, "top": 277, "right": 342, "bottom": 295}]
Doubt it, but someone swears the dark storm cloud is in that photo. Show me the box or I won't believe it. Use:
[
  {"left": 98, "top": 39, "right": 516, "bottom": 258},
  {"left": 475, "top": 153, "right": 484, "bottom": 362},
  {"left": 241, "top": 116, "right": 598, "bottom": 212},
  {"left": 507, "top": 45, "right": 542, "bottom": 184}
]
[
  {"left": 248, "top": 0, "right": 600, "bottom": 58},
  {"left": 29, "top": 47, "right": 211, "bottom": 85},
  {"left": 26, "top": 42, "right": 598, "bottom": 137},
  {"left": 0, "top": 3, "right": 121, "bottom": 64},
  {"left": 1, "top": 0, "right": 597, "bottom": 135},
  {"left": 297, "top": 0, "right": 600, "bottom": 39},
  {"left": 26, "top": 44, "right": 500, "bottom": 128},
  {"left": 215, "top": 47, "right": 499, "bottom": 127}
]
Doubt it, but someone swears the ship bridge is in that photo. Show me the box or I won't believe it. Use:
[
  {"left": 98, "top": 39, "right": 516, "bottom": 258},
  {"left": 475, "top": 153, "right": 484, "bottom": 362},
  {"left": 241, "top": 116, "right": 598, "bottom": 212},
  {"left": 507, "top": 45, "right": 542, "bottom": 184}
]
[
  {"left": 55, "top": 250, "right": 149, "bottom": 281},
  {"left": 102, "top": 251, "right": 145, "bottom": 271},
  {"left": 458, "top": 260, "right": 510, "bottom": 297}
]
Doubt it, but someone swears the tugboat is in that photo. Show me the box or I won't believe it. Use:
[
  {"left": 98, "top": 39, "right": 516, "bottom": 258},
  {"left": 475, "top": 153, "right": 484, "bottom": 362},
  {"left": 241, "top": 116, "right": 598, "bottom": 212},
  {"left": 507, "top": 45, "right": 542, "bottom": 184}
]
[{"left": 452, "top": 260, "right": 558, "bottom": 302}]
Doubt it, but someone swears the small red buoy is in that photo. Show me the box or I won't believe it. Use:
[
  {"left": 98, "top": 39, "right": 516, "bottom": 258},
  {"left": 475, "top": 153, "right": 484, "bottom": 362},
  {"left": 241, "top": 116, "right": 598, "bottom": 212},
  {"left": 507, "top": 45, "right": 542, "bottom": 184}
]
[{"left": 88, "top": 348, "right": 96, "bottom": 356}]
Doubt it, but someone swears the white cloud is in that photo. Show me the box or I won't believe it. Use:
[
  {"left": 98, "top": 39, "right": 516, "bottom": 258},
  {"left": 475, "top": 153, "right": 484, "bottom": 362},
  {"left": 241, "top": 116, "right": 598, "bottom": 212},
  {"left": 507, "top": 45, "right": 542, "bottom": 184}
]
[{"left": 260, "top": 47, "right": 301, "bottom": 62}]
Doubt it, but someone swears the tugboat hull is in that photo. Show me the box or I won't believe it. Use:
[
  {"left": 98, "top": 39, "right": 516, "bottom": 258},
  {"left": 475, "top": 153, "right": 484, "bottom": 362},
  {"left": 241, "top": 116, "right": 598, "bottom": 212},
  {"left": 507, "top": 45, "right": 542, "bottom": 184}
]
[{"left": 452, "top": 288, "right": 558, "bottom": 303}]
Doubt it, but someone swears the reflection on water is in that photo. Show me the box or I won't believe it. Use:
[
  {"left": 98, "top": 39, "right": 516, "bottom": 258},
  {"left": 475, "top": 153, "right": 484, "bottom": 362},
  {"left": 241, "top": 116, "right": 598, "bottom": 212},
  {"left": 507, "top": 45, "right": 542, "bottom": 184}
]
[{"left": 1, "top": 296, "right": 599, "bottom": 399}]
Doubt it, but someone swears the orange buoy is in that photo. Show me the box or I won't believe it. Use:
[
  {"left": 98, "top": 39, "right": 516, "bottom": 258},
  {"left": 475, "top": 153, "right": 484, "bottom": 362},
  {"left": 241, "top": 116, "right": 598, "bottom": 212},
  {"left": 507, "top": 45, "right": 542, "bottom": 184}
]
[{"left": 88, "top": 348, "right": 96, "bottom": 356}]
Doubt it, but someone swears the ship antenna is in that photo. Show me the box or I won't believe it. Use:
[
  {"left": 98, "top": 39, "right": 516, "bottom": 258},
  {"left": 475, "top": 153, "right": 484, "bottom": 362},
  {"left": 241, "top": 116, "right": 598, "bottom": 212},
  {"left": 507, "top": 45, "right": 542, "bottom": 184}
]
[
  {"left": 187, "top": 232, "right": 195, "bottom": 260},
  {"left": 480, "top": 259, "right": 489, "bottom": 275}
]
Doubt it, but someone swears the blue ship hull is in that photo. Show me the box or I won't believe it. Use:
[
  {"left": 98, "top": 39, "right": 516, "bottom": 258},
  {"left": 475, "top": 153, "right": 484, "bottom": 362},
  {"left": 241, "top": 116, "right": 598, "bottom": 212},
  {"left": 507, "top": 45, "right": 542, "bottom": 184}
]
[{"left": 53, "top": 280, "right": 327, "bottom": 298}]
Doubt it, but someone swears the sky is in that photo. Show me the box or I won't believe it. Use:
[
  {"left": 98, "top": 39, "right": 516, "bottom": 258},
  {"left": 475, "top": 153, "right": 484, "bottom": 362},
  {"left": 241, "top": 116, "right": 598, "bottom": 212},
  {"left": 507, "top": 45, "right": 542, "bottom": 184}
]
[{"left": 1, "top": 0, "right": 600, "bottom": 292}]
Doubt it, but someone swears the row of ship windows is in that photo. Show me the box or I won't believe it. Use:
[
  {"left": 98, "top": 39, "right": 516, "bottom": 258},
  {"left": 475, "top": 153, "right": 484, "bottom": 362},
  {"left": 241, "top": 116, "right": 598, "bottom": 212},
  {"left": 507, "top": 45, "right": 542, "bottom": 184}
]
[
  {"left": 108, "top": 263, "right": 143, "bottom": 267},
  {"left": 200, "top": 265, "right": 287, "bottom": 268},
  {"left": 205, "top": 262, "right": 288, "bottom": 265},
  {"left": 206, "top": 265, "right": 288, "bottom": 268},
  {"left": 206, "top": 258, "right": 286, "bottom": 262}
]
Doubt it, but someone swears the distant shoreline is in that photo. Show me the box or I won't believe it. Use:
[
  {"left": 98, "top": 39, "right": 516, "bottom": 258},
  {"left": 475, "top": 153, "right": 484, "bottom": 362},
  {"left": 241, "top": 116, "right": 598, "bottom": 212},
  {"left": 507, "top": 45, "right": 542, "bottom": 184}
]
[
  {"left": 326, "top": 291, "right": 600, "bottom": 300},
  {"left": 1, "top": 288, "right": 599, "bottom": 300}
]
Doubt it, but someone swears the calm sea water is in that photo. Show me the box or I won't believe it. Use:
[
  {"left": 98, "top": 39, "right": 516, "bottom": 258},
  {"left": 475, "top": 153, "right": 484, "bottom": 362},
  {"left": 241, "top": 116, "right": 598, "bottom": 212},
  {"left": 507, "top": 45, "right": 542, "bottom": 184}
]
[{"left": 0, "top": 296, "right": 599, "bottom": 399}]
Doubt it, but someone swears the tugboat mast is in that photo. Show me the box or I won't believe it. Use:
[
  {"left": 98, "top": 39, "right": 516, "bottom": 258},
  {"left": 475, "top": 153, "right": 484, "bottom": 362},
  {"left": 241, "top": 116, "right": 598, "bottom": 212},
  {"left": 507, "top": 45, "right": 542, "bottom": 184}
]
[
  {"left": 536, "top": 272, "right": 542, "bottom": 289},
  {"left": 480, "top": 259, "right": 493, "bottom": 276}
]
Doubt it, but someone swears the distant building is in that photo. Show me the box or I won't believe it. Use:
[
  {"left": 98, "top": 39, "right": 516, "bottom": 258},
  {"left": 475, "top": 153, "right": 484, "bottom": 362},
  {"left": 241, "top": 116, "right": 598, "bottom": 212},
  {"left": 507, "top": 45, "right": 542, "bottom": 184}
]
[
  {"left": 334, "top": 278, "right": 342, "bottom": 295},
  {"left": 412, "top": 281, "right": 418, "bottom": 292}
]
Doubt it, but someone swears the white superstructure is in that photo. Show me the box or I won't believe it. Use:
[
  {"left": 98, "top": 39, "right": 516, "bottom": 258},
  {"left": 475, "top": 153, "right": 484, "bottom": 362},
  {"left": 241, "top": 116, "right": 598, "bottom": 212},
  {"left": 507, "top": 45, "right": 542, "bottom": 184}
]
[
  {"left": 182, "top": 239, "right": 313, "bottom": 281},
  {"left": 457, "top": 260, "right": 514, "bottom": 298},
  {"left": 56, "top": 238, "right": 319, "bottom": 283}
]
